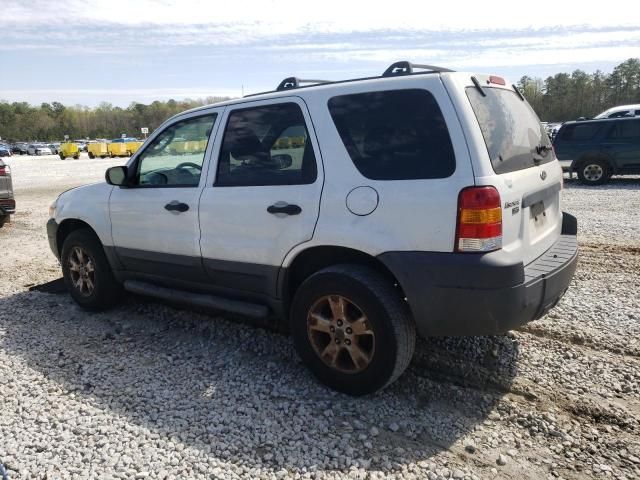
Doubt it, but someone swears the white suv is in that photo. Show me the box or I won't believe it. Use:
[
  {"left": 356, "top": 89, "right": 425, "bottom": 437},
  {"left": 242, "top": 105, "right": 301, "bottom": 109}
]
[{"left": 47, "top": 62, "right": 578, "bottom": 395}]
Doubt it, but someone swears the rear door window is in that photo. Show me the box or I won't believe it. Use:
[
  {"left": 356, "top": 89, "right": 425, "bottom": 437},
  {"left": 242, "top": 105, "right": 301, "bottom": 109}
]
[
  {"left": 215, "top": 102, "right": 317, "bottom": 187},
  {"left": 466, "top": 87, "right": 553, "bottom": 174},
  {"left": 327, "top": 89, "right": 455, "bottom": 180}
]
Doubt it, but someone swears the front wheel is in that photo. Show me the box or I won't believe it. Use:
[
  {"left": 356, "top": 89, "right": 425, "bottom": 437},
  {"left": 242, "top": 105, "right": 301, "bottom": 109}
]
[
  {"left": 577, "top": 158, "right": 610, "bottom": 185},
  {"left": 61, "top": 229, "right": 122, "bottom": 310},
  {"left": 290, "top": 264, "right": 415, "bottom": 396},
  {"left": 59, "top": 153, "right": 65, "bottom": 160},
  {"left": 88, "top": 152, "right": 95, "bottom": 159}
]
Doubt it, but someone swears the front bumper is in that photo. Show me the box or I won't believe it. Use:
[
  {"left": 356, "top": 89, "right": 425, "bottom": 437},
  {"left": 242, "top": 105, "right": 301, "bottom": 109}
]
[
  {"left": 378, "top": 212, "right": 579, "bottom": 337},
  {"left": 47, "top": 218, "right": 60, "bottom": 260}
]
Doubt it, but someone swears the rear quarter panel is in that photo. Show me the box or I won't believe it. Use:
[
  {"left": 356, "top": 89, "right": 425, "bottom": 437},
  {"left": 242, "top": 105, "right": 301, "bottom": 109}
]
[{"left": 282, "top": 74, "right": 476, "bottom": 266}]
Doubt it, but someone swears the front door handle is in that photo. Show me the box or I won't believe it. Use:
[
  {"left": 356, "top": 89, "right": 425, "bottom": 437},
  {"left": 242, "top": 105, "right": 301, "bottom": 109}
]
[
  {"left": 267, "top": 203, "right": 302, "bottom": 216},
  {"left": 165, "top": 201, "right": 189, "bottom": 213}
]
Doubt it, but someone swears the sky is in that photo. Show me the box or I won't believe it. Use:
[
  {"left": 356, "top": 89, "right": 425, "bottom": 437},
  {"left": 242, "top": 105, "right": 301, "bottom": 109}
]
[{"left": 1, "top": 0, "right": 639, "bottom": 107}]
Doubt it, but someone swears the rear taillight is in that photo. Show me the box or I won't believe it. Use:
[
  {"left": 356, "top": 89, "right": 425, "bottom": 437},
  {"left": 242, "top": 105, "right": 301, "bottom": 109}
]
[
  {"left": 0, "top": 165, "right": 7, "bottom": 176},
  {"left": 455, "top": 186, "right": 502, "bottom": 252}
]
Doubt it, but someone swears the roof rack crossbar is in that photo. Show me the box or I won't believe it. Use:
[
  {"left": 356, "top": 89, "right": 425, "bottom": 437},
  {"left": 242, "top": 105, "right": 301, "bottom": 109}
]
[
  {"left": 276, "top": 77, "right": 331, "bottom": 91},
  {"left": 382, "top": 61, "right": 454, "bottom": 77}
]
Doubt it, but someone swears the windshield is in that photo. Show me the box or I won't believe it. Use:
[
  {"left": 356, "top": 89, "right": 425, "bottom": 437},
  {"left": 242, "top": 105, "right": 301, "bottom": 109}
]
[{"left": 466, "top": 87, "right": 553, "bottom": 174}]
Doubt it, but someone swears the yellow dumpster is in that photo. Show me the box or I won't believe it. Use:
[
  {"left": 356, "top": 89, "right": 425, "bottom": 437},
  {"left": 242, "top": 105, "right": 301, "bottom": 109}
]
[
  {"left": 88, "top": 142, "right": 108, "bottom": 159},
  {"left": 59, "top": 142, "right": 80, "bottom": 160},
  {"left": 108, "top": 142, "right": 128, "bottom": 157},
  {"left": 126, "top": 141, "right": 143, "bottom": 156}
]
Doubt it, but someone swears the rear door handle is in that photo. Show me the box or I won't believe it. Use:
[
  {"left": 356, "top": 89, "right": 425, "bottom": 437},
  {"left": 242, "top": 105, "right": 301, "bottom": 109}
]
[
  {"left": 165, "top": 201, "right": 189, "bottom": 213},
  {"left": 267, "top": 203, "right": 302, "bottom": 216}
]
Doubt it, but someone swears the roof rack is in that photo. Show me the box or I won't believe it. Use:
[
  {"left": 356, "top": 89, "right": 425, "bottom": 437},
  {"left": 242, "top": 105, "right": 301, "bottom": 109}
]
[
  {"left": 382, "top": 61, "right": 454, "bottom": 77},
  {"left": 276, "top": 77, "right": 331, "bottom": 91}
]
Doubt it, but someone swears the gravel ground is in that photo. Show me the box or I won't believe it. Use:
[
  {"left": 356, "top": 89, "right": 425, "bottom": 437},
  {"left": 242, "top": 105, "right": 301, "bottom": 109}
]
[{"left": 0, "top": 155, "right": 639, "bottom": 480}]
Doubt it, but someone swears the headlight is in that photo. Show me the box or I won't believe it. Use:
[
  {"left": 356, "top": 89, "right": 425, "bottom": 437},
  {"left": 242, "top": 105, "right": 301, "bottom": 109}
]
[{"left": 49, "top": 199, "right": 57, "bottom": 218}]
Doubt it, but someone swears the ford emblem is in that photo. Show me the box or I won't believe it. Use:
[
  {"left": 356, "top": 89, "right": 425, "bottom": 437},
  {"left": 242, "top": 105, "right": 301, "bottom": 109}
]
[{"left": 540, "top": 170, "right": 547, "bottom": 180}]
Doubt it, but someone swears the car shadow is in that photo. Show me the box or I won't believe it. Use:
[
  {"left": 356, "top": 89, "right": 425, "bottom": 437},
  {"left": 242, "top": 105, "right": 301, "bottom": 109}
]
[
  {"left": 563, "top": 175, "right": 640, "bottom": 191},
  {"left": 0, "top": 288, "right": 520, "bottom": 474}
]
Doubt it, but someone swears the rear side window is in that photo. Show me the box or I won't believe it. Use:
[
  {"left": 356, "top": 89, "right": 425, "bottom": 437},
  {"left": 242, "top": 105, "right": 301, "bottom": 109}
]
[
  {"left": 558, "top": 123, "right": 601, "bottom": 141},
  {"left": 327, "top": 89, "right": 455, "bottom": 180},
  {"left": 607, "top": 119, "right": 640, "bottom": 139},
  {"left": 467, "top": 87, "right": 553, "bottom": 174}
]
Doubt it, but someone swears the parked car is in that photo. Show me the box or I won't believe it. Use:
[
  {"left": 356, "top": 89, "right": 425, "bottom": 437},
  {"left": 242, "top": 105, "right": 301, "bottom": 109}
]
[
  {"left": 49, "top": 143, "right": 61, "bottom": 154},
  {"left": 0, "top": 144, "right": 12, "bottom": 157},
  {"left": 0, "top": 159, "right": 15, "bottom": 227},
  {"left": 554, "top": 116, "right": 640, "bottom": 185},
  {"left": 46, "top": 62, "right": 578, "bottom": 395},
  {"left": 594, "top": 104, "right": 640, "bottom": 119},
  {"left": 27, "top": 144, "right": 53, "bottom": 155},
  {"left": 11, "top": 143, "right": 28, "bottom": 155}
]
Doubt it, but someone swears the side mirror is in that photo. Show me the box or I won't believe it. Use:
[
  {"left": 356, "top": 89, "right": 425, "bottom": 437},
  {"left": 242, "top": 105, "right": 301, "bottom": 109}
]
[
  {"left": 105, "top": 166, "right": 128, "bottom": 186},
  {"left": 272, "top": 153, "right": 293, "bottom": 169}
]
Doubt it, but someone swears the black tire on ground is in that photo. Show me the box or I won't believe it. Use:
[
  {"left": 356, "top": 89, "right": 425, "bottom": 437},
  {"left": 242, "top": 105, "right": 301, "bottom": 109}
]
[
  {"left": 0, "top": 215, "right": 8, "bottom": 228},
  {"left": 59, "top": 153, "right": 65, "bottom": 160},
  {"left": 290, "top": 264, "right": 415, "bottom": 396},
  {"left": 61, "top": 229, "right": 122, "bottom": 311},
  {"left": 577, "top": 157, "right": 611, "bottom": 186},
  {"left": 88, "top": 152, "right": 95, "bottom": 159},
  {"left": 73, "top": 154, "right": 79, "bottom": 159}
]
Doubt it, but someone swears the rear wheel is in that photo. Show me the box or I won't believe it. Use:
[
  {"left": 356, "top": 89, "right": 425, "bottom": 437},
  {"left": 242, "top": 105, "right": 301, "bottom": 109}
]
[
  {"left": 73, "top": 154, "right": 79, "bottom": 159},
  {"left": 0, "top": 215, "right": 8, "bottom": 228},
  {"left": 61, "top": 229, "right": 122, "bottom": 310},
  {"left": 290, "top": 264, "right": 415, "bottom": 395},
  {"left": 577, "top": 158, "right": 610, "bottom": 185},
  {"left": 88, "top": 152, "right": 95, "bottom": 159}
]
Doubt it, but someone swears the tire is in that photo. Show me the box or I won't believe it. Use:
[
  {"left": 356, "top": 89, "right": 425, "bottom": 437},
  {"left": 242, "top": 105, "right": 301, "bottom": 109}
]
[
  {"left": 577, "top": 158, "right": 610, "bottom": 185},
  {"left": 88, "top": 152, "right": 95, "bottom": 159},
  {"left": 290, "top": 264, "right": 415, "bottom": 396},
  {"left": 59, "top": 153, "right": 65, "bottom": 160},
  {"left": 0, "top": 215, "right": 8, "bottom": 228},
  {"left": 73, "top": 154, "right": 79, "bottom": 159},
  {"left": 61, "top": 229, "right": 122, "bottom": 311}
]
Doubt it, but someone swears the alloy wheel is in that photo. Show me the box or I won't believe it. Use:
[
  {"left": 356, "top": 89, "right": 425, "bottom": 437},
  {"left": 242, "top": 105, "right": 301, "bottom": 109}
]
[
  {"left": 68, "top": 246, "right": 96, "bottom": 297},
  {"left": 583, "top": 164, "right": 604, "bottom": 182},
  {"left": 307, "top": 295, "right": 375, "bottom": 374}
]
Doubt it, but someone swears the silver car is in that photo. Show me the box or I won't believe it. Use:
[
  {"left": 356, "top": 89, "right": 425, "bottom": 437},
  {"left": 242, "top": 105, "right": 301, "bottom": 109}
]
[
  {"left": 0, "top": 159, "right": 15, "bottom": 227},
  {"left": 27, "top": 144, "right": 53, "bottom": 155}
]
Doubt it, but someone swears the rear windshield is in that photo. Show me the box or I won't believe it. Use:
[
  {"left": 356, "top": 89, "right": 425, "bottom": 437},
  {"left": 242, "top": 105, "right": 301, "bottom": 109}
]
[{"left": 466, "top": 87, "right": 553, "bottom": 174}]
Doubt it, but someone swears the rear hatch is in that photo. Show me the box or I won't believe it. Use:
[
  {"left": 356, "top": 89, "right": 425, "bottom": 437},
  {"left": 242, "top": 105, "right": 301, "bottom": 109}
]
[{"left": 462, "top": 76, "right": 563, "bottom": 265}]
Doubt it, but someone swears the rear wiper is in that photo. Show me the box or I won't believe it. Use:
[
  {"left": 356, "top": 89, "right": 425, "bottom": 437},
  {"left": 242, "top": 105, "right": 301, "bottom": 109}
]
[{"left": 535, "top": 144, "right": 552, "bottom": 155}]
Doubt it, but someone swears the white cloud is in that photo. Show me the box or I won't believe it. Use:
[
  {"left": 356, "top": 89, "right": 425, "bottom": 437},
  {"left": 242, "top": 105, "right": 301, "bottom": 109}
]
[{"left": 5, "top": 0, "right": 639, "bottom": 32}]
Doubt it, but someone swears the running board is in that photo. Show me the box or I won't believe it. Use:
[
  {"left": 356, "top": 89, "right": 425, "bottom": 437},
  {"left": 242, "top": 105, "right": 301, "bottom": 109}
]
[{"left": 123, "top": 280, "right": 269, "bottom": 319}]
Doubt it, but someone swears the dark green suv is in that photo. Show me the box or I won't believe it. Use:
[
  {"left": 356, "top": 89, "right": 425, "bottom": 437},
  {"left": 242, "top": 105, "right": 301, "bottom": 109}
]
[{"left": 554, "top": 117, "right": 640, "bottom": 185}]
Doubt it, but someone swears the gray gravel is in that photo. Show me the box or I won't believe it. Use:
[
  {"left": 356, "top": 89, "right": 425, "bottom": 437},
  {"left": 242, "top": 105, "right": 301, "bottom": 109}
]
[{"left": 1, "top": 159, "right": 639, "bottom": 480}]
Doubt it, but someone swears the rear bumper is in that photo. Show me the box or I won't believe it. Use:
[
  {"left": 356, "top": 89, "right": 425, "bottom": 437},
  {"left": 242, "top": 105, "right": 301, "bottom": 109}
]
[
  {"left": 378, "top": 212, "right": 579, "bottom": 337},
  {"left": 47, "top": 218, "right": 60, "bottom": 260},
  {"left": 0, "top": 198, "right": 16, "bottom": 215}
]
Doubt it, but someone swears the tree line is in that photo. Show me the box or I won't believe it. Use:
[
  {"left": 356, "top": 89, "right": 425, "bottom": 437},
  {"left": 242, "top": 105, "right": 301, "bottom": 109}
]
[
  {"left": 1, "top": 58, "right": 639, "bottom": 142},
  {"left": 0, "top": 97, "right": 231, "bottom": 142},
  {"left": 518, "top": 58, "right": 640, "bottom": 122}
]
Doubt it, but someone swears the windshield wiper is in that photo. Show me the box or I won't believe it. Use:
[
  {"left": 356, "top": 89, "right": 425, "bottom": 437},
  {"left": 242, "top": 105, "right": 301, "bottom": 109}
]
[{"left": 535, "top": 144, "right": 552, "bottom": 155}]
